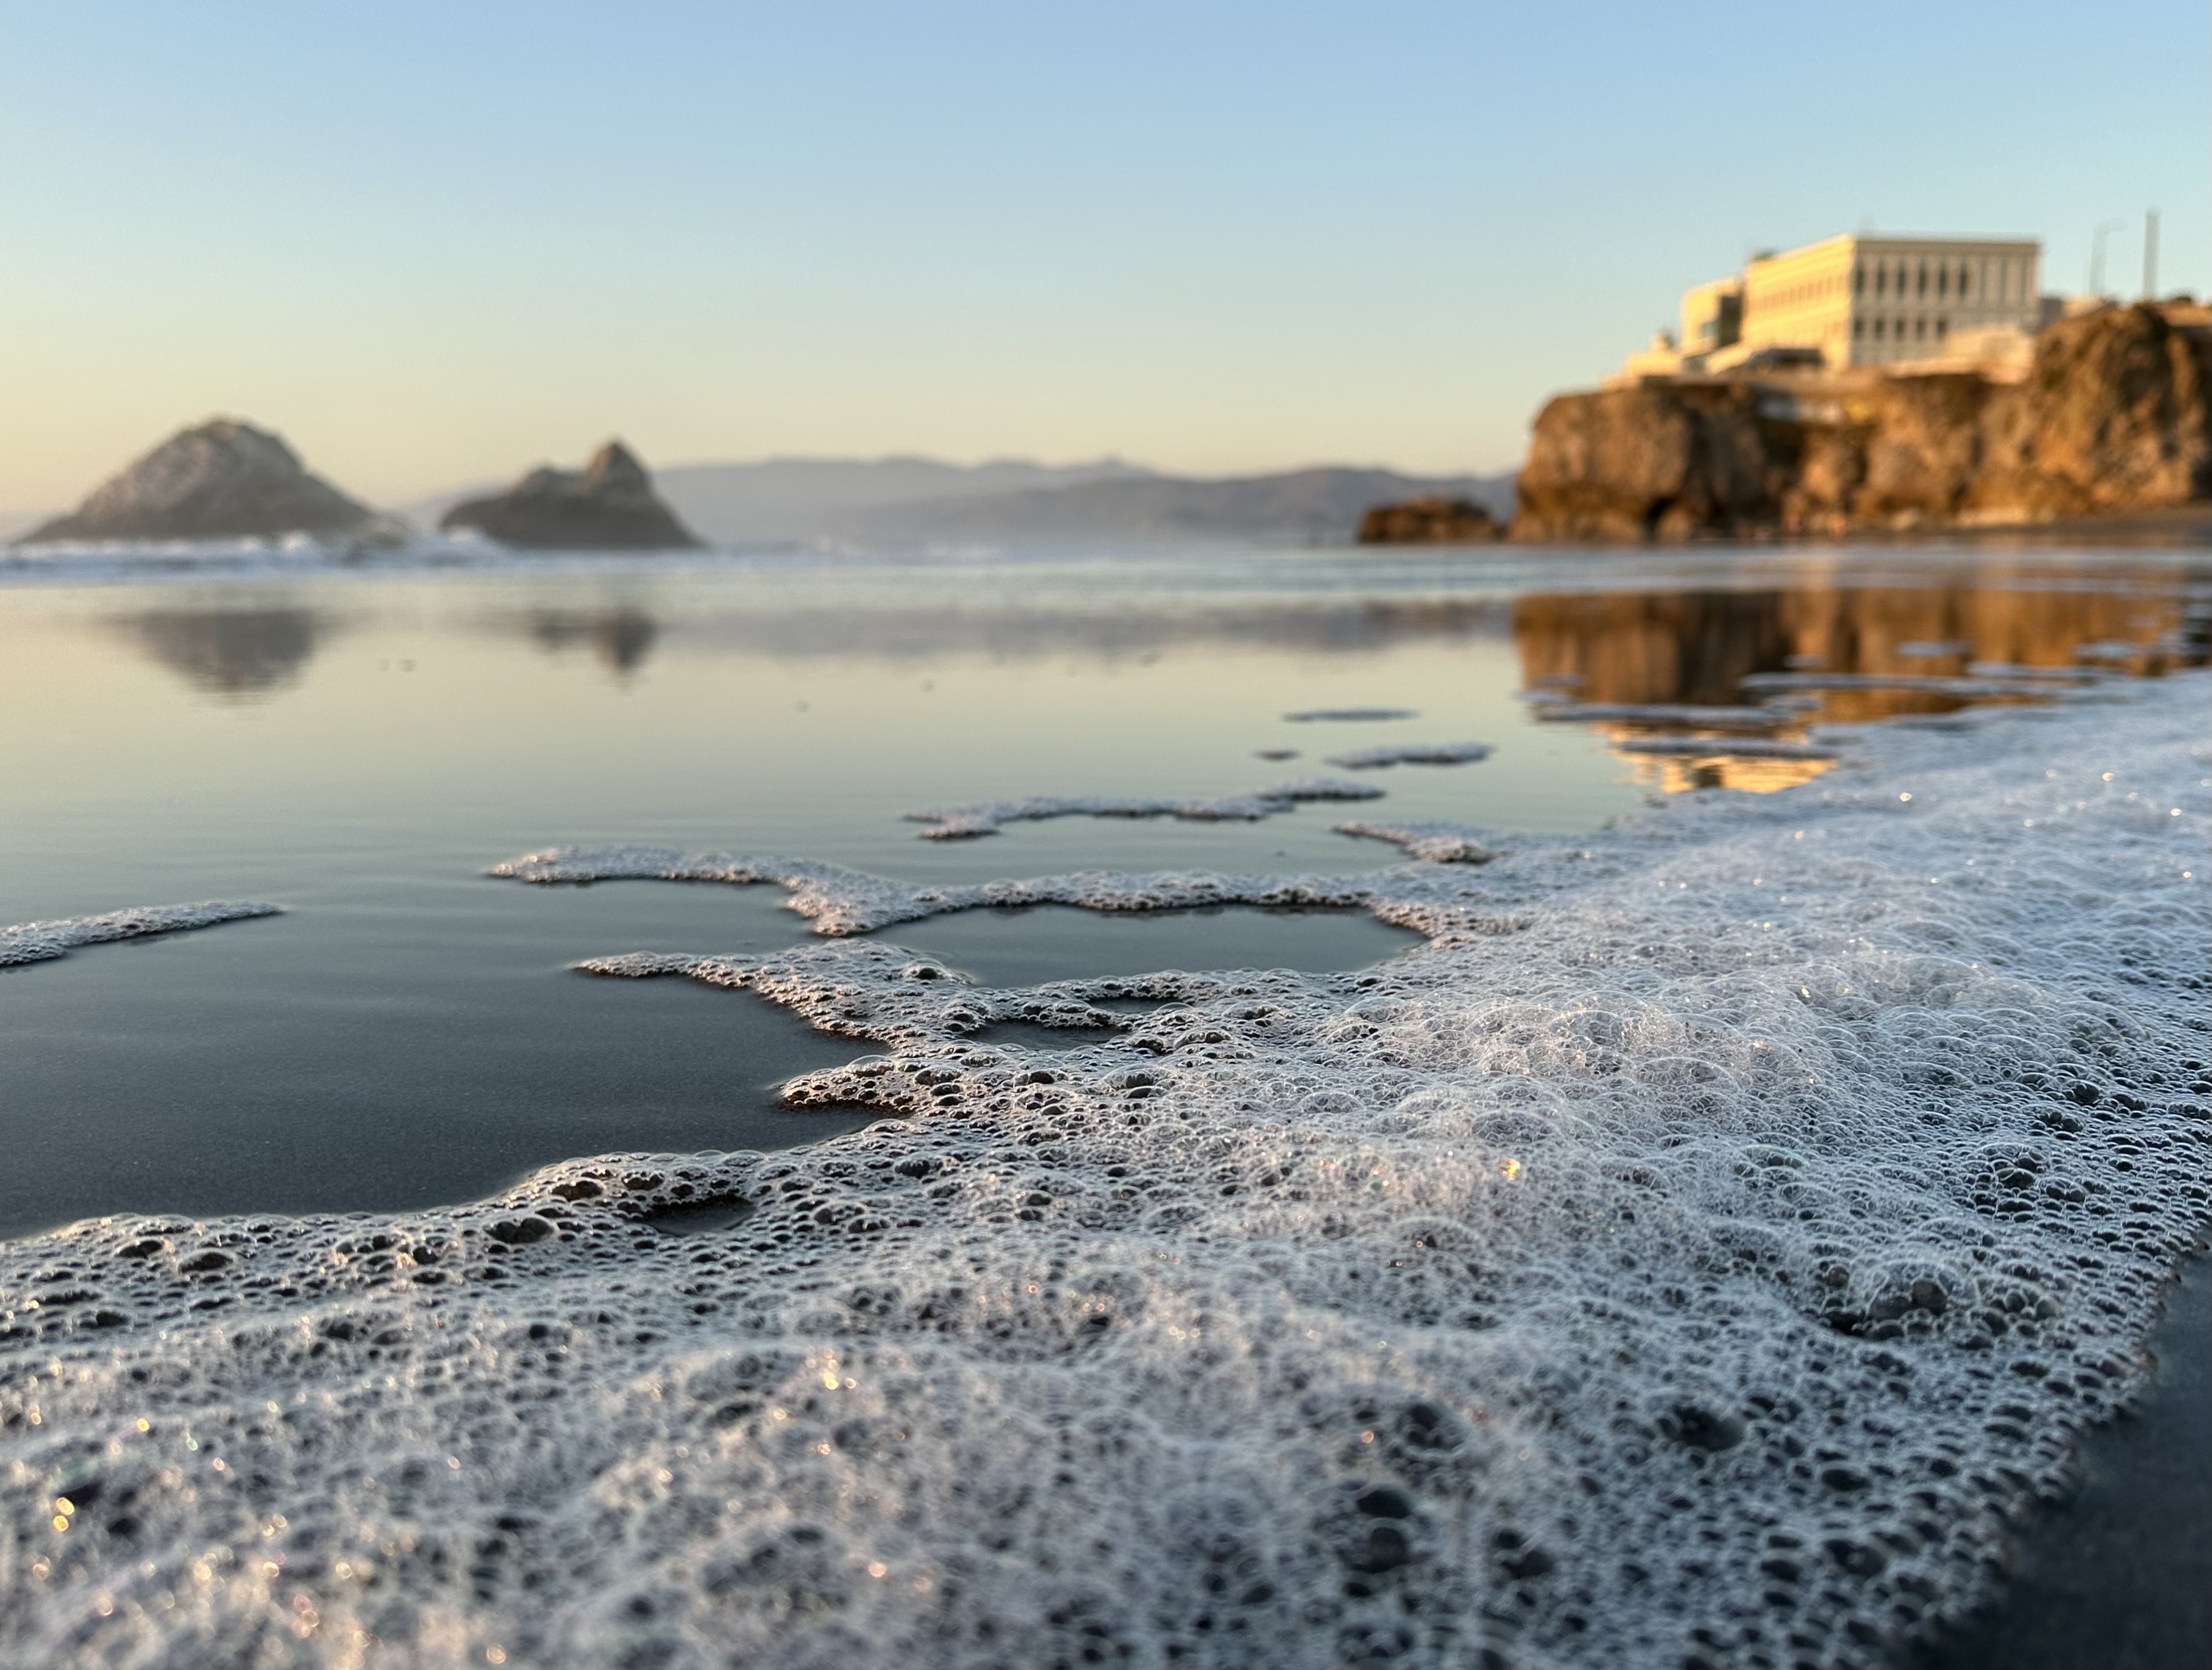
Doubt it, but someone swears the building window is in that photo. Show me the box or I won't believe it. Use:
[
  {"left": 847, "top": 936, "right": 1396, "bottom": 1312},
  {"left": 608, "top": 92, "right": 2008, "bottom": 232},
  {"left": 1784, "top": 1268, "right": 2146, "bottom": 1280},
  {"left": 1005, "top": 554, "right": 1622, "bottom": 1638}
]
[
  {"left": 1853, "top": 317, "right": 1864, "bottom": 339},
  {"left": 1917, "top": 264, "right": 1928, "bottom": 297},
  {"left": 1874, "top": 267, "right": 1886, "bottom": 298},
  {"left": 1936, "top": 318, "right": 1948, "bottom": 339},
  {"left": 1872, "top": 318, "right": 1885, "bottom": 339},
  {"left": 1936, "top": 268, "right": 1948, "bottom": 298},
  {"left": 1853, "top": 267, "right": 1864, "bottom": 295},
  {"left": 1914, "top": 318, "right": 1926, "bottom": 340}
]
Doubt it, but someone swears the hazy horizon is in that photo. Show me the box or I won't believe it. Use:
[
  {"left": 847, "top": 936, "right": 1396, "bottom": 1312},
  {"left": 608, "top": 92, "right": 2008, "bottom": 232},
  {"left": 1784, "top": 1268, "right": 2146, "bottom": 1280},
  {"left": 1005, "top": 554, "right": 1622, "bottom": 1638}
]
[{"left": 3, "top": 0, "right": 2204, "bottom": 513}]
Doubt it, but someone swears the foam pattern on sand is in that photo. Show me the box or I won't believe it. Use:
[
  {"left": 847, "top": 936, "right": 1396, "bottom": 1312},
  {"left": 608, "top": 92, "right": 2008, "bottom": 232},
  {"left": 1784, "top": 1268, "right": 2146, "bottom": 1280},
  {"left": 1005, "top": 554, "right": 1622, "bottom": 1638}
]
[
  {"left": 5, "top": 677, "right": 2209, "bottom": 1670},
  {"left": 1327, "top": 743, "right": 1493, "bottom": 770},
  {"left": 1527, "top": 702, "right": 1793, "bottom": 731},
  {"left": 0, "top": 901, "right": 280, "bottom": 967},
  {"left": 901, "top": 778, "right": 1385, "bottom": 841},
  {"left": 1333, "top": 822, "right": 1505, "bottom": 864},
  {"left": 489, "top": 846, "right": 1412, "bottom": 935}
]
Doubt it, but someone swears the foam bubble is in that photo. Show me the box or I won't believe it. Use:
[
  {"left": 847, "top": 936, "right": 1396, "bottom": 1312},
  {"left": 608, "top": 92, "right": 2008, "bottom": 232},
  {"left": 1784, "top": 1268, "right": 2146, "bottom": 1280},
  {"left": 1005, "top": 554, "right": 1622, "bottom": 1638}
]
[
  {"left": 1612, "top": 736, "right": 1841, "bottom": 761},
  {"left": 1528, "top": 702, "right": 1791, "bottom": 730},
  {"left": 0, "top": 901, "right": 280, "bottom": 966},
  {"left": 1741, "top": 671, "right": 2100, "bottom": 700},
  {"left": 490, "top": 845, "right": 1393, "bottom": 934},
  {"left": 1333, "top": 822, "right": 1504, "bottom": 864},
  {"left": 1326, "top": 743, "right": 1493, "bottom": 770},
  {"left": 898, "top": 779, "right": 1384, "bottom": 840},
  {"left": 1965, "top": 663, "right": 2101, "bottom": 683},
  {"left": 5, "top": 676, "right": 2207, "bottom": 1670}
]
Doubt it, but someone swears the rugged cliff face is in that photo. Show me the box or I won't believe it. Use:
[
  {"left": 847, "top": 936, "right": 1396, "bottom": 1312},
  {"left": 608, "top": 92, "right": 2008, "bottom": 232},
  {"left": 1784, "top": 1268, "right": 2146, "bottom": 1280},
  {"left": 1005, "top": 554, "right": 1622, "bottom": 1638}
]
[
  {"left": 1511, "top": 303, "right": 2212, "bottom": 541},
  {"left": 442, "top": 441, "right": 701, "bottom": 550},
  {"left": 17, "top": 419, "right": 377, "bottom": 545}
]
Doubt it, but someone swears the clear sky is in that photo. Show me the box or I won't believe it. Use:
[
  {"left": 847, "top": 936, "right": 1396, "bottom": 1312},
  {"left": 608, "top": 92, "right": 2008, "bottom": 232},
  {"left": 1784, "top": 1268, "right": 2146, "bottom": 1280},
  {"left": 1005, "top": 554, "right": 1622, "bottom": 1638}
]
[{"left": 2, "top": 0, "right": 2204, "bottom": 510}]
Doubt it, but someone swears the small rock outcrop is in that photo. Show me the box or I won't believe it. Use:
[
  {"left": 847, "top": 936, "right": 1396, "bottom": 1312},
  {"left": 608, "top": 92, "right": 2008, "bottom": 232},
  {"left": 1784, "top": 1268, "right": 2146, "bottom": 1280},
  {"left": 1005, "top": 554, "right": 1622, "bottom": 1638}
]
[
  {"left": 1510, "top": 303, "right": 2212, "bottom": 540},
  {"left": 441, "top": 442, "right": 701, "bottom": 550},
  {"left": 18, "top": 419, "right": 378, "bottom": 544},
  {"left": 1356, "top": 495, "right": 1504, "bottom": 544}
]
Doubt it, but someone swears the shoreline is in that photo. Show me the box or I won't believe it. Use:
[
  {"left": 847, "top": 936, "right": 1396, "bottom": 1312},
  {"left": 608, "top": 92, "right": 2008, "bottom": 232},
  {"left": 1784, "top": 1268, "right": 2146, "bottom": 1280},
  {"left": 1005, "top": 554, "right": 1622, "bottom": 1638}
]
[{"left": 1909, "top": 1245, "right": 2212, "bottom": 1670}]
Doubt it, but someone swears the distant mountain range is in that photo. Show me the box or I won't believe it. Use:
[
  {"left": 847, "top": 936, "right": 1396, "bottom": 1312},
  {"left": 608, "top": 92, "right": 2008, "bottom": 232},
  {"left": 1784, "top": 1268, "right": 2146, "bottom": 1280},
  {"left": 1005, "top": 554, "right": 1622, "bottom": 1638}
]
[
  {"left": 410, "top": 456, "right": 1516, "bottom": 548},
  {"left": 9, "top": 453, "right": 1516, "bottom": 551}
]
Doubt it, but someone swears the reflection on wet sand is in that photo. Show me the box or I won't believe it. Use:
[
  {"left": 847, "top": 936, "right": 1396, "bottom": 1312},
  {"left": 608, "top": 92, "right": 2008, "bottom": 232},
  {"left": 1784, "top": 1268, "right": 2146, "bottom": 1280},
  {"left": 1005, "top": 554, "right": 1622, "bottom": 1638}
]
[
  {"left": 497, "top": 597, "right": 1514, "bottom": 666},
  {"left": 1514, "top": 566, "right": 2207, "bottom": 791},
  {"left": 527, "top": 607, "right": 660, "bottom": 675},
  {"left": 123, "top": 608, "right": 324, "bottom": 697}
]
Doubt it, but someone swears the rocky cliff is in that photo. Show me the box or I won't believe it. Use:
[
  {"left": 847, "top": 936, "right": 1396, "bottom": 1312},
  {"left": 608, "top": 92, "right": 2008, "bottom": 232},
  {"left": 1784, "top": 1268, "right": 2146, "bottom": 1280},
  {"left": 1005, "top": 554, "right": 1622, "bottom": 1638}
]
[
  {"left": 441, "top": 442, "right": 701, "bottom": 550},
  {"left": 1355, "top": 494, "right": 1503, "bottom": 544},
  {"left": 17, "top": 419, "right": 377, "bottom": 544},
  {"left": 1511, "top": 303, "right": 2212, "bottom": 541}
]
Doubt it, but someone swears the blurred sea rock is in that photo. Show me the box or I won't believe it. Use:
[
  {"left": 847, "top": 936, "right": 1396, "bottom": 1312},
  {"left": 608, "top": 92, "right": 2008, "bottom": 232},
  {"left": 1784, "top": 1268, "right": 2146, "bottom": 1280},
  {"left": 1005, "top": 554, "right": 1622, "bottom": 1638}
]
[
  {"left": 440, "top": 441, "right": 702, "bottom": 550},
  {"left": 15, "top": 419, "right": 381, "bottom": 544},
  {"left": 1355, "top": 494, "right": 1504, "bottom": 545}
]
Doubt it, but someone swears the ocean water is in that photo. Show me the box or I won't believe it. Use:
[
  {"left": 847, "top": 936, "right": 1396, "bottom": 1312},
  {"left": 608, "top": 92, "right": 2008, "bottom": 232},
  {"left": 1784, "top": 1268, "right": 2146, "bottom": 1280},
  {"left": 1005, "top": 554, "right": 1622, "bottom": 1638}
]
[{"left": 0, "top": 542, "right": 2205, "bottom": 1669}]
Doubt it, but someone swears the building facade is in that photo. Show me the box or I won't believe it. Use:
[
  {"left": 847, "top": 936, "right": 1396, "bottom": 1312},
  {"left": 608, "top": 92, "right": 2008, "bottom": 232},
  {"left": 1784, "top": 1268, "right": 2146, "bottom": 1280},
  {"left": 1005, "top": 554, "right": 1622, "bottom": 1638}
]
[
  {"left": 1739, "top": 233, "right": 2041, "bottom": 367},
  {"left": 1618, "top": 233, "right": 2044, "bottom": 381}
]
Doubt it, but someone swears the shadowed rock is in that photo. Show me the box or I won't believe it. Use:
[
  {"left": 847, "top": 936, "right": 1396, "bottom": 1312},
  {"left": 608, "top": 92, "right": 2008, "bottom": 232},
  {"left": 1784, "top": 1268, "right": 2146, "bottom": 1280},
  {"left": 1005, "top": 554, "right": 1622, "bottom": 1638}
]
[
  {"left": 1356, "top": 495, "right": 1504, "bottom": 545},
  {"left": 17, "top": 419, "right": 377, "bottom": 544},
  {"left": 441, "top": 442, "right": 702, "bottom": 550}
]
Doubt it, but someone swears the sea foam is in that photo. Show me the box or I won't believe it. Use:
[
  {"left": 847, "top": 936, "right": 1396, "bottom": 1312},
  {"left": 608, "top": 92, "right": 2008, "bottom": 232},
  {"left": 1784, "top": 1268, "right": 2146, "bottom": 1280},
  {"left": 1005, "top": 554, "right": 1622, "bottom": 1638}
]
[
  {"left": 901, "top": 779, "right": 1384, "bottom": 841},
  {"left": 2, "top": 676, "right": 2206, "bottom": 1670},
  {"left": 1326, "top": 743, "right": 1493, "bottom": 770},
  {"left": 0, "top": 901, "right": 279, "bottom": 966}
]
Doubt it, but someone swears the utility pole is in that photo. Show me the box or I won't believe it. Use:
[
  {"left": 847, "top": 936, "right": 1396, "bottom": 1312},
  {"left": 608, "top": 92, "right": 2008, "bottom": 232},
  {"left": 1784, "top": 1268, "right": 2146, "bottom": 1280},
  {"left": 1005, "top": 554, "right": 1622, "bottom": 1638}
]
[
  {"left": 2089, "top": 220, "right": 2126, "bottom": 298},
  {"left": 2143, "top": 210, "right": 2160, "bottom": 300}
]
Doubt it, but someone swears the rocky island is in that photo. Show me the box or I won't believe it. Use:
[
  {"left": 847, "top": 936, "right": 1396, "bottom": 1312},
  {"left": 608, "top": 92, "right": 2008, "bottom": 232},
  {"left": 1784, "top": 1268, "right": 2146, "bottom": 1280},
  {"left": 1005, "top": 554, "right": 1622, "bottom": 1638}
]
[
  {"left": 15, "top": 419, "right": 381, "bottom": 545},
  {"left": 1354, "top": 494, "right": 1503, "bottom": 544},
  {"left": 440, "top": 441, "right": 701, "bottom": 550}
]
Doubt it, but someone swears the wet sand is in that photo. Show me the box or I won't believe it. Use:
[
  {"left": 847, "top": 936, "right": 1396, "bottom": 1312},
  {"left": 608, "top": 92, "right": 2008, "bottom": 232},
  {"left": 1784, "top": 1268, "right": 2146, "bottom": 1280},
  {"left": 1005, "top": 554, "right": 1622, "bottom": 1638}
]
[{"left": 1910, "top": 1249, "right": 2212, "bottom": 1670}]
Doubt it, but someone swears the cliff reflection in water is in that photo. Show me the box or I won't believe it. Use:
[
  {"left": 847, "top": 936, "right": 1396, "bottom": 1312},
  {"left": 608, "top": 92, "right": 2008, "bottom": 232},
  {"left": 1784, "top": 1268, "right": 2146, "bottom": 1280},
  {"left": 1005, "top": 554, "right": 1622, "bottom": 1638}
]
[
  {"left": 124, "top": 607, "right": 324, "bottom": 698},
  {"left": 526, "top": 607, "right": 660, "bottom": 675},
  {"left": 1514, "top": 567, "right": 2205, "bottom": 793}
]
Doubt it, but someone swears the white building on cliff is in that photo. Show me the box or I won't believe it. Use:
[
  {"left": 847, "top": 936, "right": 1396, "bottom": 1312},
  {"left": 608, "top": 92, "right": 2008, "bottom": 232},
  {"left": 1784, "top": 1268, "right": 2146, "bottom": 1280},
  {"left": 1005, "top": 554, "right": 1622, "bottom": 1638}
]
[{"left": 1616, "top": 232, "right": 2045, "bottom": 382}]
